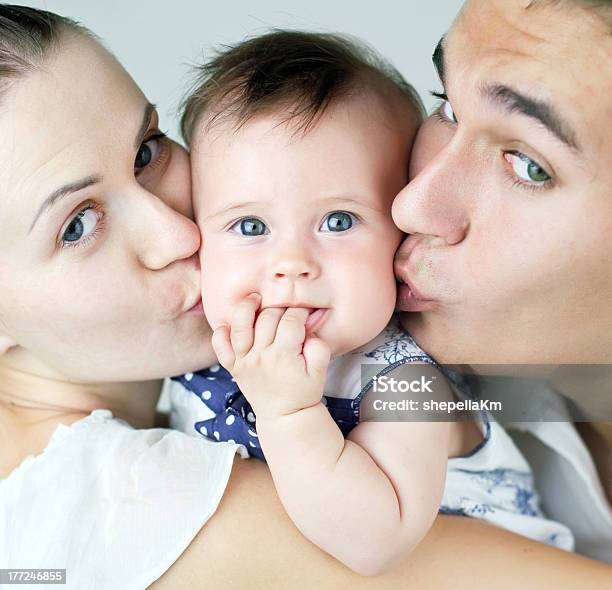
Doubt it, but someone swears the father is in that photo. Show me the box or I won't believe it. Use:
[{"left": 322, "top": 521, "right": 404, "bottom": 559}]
[{"left": 392, "top": 0, "right": 612, "bottom": 562}]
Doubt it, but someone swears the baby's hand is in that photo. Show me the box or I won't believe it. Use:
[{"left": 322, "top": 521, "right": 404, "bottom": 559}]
[{"left": 212, "top": 293, "right": 331, "bottom": 419}]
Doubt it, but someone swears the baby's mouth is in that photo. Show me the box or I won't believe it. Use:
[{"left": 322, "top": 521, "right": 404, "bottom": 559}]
[{"left": 305, "top": 308, "right": 328, "bottom": 333}]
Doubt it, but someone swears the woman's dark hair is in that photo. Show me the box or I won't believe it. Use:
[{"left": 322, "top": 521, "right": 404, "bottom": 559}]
[
  {"left": 180, "top": 29, "right": 424, "bottom": 146},
  {"left": 0, "top": 4, "right": 92, "bottom": 98}
]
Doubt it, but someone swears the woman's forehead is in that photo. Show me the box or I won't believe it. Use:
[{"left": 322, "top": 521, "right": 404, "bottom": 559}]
[{"left": 0, "top": 35, "right": 146, "bottom": 215}]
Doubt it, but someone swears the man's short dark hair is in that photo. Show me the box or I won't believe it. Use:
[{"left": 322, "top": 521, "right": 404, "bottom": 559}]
[
  {"left": 527, "top": 0, "right": 612, "bottom": 25},
  {"left": 180, "top": 30, "right": 423, "bottom": 146}
]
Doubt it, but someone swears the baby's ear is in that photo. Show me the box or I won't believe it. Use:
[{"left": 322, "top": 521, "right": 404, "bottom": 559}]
[{"left": 0, "top": 332, "right": 16, "bottom": 355}]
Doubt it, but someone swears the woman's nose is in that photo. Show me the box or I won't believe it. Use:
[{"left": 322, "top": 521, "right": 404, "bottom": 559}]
[
  {"left": 129, "top": 187, "right": 201, "bottom": 270},
  {"left": 392, "top": 146, "right": 470, "bottom": 246}
]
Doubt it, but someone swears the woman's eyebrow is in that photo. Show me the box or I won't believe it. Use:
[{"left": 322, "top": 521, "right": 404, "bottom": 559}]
[
  {"left": 28, "top": 102, "right": 157, "bottom": 234},
  {"left": 483, "top": 84, "right": 581, "bottom": 153},
  {"left": 28, "top": 174, "right": 102, "bottom": 233}
]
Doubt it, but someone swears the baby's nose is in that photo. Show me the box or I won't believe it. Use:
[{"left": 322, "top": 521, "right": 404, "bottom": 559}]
[{"left": 272, "top": 257, "right": 320, "bottom": 281}]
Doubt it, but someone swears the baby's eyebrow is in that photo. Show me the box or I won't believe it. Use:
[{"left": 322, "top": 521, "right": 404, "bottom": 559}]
[
  {"left": 204, "top": 194, "right": 383, "bottom": 221},
  {"left": 316, "top": 194, "right": 385, "bottom": 212},
  {"left": 204, "top": 200, "right": 263, "bottom": 220}
]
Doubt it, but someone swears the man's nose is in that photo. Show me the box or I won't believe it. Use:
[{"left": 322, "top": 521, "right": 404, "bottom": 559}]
[{"left": 392, "top": 145, "right": 470, "bottom": 246}]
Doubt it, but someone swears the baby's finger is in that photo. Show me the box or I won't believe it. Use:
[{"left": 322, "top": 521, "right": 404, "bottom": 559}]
[
  {"left": 303, "top": 337, "right": 331, "bottom": 379},
  {"left": 274, "top": 307, "right": 309, "bottom": 353},
  {"left": 253, "top": 307, "right": 285, "bottom": 349},
  {"left": 230, "top": 293, "right": 260, "bottom": 357},
  {"left": 212, "top": 325, "right": 235, "bottom": 370}
]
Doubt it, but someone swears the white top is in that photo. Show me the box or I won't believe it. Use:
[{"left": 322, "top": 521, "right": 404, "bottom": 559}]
[
  {"left": 1, "top": 401, "right": 609, "bottom": 590},
  {"left": 0, "top": 409, "right": 243, "bottom": 590},
  {"left": 509, "top": 421, "right": 612, "bottom": 562},
  {"left": 475, "top": 377, "right": 612, "bottom": 562}
]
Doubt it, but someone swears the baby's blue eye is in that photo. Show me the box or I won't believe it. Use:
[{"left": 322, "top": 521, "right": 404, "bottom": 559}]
[
  {"left": 231, "top": 217, "right": 268, "bottom": 236},
  {"left": 320, "top": 211, "right": 355, "bottom": 233}
]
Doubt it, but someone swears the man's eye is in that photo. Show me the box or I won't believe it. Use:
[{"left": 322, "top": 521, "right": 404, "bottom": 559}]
[
  {"left": 504, "top": 151, "right": 552, "bottom": 184},
  {"left": 441, "top": 99, "right": 457, "bottom": 123},
  {"left": 230, "top": 217, "right": 269, "bottom": 236},
  {"left": 319, "top": 211, "right": 356, "bottom": 233},
  {"left": 431, "top": 92, "right": 458, "bottom": 124},
  {"left": 134, "top": 133, "right": 166, "bottom": 172}
]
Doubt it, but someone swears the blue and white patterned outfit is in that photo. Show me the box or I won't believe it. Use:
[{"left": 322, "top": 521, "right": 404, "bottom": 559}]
[{"left": 170, "top": 316, "right": 574, "bottom": 550}]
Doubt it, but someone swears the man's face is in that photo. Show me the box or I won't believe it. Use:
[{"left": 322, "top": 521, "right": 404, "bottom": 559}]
[{"left": 392, "top": 0, "right": 612, "bottom": 363}]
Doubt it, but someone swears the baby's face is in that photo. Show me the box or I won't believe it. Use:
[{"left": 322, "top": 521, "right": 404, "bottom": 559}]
[{"left": 192, "top": 92, "right": 418, "bottom": 357}]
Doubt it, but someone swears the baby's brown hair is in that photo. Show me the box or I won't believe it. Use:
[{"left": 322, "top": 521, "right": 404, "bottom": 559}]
[{"left": 180, "top": 29, "right": 424, "bottom": 146}]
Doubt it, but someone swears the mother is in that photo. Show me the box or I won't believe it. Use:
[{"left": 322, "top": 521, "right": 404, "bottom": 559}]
[{"left": 0, "top": 4, "right": 609, "bottom": 590}]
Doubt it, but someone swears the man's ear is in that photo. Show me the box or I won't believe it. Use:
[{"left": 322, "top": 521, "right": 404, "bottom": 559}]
[{"left": 0, "top": 332, "right": 16, "bottom": 355}]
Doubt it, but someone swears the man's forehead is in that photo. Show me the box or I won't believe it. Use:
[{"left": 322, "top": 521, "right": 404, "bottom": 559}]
[
  {"left": 449, "top": 0, "right": 609, "bottom": 68},
  {"left": 442, "top": 0, "right": 612, "bottom": 151}
]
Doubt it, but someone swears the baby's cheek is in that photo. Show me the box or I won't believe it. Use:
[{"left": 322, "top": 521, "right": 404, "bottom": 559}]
[
  {"left": 202, "top": 265, "right": 258, "bottom": 329},
  {"left": 200, "top": 256, "right": 228, "bottom": 329}
]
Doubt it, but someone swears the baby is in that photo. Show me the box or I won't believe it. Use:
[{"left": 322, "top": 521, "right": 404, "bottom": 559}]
[{"left": 172, "top": 31, "right": 573, "bottom": 575}]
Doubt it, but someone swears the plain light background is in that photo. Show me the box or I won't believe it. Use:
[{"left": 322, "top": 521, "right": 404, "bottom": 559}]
[{"left": 18, "top": 0, "right": 463, "bottom": 141}]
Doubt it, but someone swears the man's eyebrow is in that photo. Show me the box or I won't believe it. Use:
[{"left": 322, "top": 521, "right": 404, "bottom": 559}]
[
  {"left": 432, "top": 37, "right": 446, "bottom": 87},
  {"left": 135, "top": 102, "right": 156, "bottom": 150},
  {"left": 483, "top": 84, "right": 580, "bottom": 152},
  {"left": 29, "top": 175, "right": 102, "bottom": 233}
]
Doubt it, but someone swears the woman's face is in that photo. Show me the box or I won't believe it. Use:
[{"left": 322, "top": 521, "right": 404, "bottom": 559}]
[
  {"left": 0, "top": 33, "right": 214, "bottom": 381},
  {"left": 392, "top": 0, "right": 612, "bottom": 364}
]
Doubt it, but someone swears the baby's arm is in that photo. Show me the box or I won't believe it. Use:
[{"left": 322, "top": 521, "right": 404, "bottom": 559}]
[
  {"left": 259, "top": 408, "right": 451, "bottom": 576},
  {"left": 212, "top": 294, "right": 451, "bottom": 576}
]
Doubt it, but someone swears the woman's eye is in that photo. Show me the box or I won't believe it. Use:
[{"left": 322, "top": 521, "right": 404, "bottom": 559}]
[
  {"left": 134, "top": 134, "right": 165, "bottom": 172},
  {"left": 320, "top": 211, "right": 356, "bottom": 233},
  {"left": 505, "top": 151, "right": 552, "bottom": 184},
  {"left": 61, "top": 207, "right": 100, "bottom": 245},
  {"left": 230, "top": 217, "right": 269, "bottom": 236}
]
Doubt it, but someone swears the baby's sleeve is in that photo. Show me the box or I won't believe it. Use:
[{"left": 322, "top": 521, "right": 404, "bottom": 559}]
[{"left": 441, "top": 420, "right": 575, "bottom": 551}]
